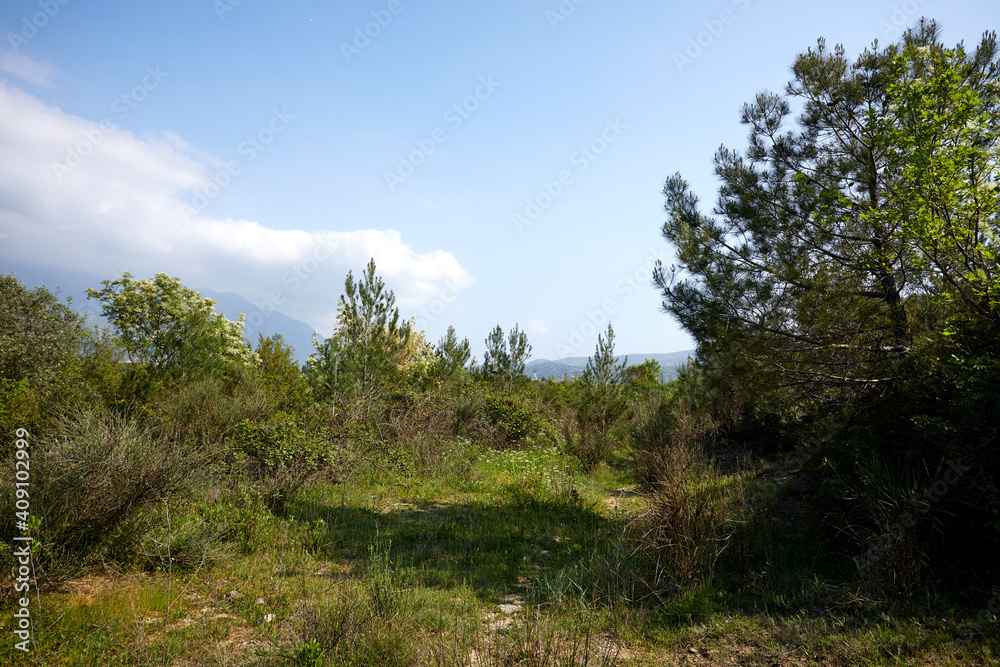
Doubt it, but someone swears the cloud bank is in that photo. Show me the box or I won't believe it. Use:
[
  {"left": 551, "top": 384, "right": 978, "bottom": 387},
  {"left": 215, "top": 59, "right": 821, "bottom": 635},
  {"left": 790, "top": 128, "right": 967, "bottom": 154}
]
[{"left": 0, "top": 75, "right": 474, "bottom": 334}]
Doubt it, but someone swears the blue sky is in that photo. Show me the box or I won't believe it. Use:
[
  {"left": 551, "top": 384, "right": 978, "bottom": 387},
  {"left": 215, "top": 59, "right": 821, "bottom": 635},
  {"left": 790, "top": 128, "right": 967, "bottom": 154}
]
[{"left": 0, "top": 0, "right": 996, "bottom": 360}]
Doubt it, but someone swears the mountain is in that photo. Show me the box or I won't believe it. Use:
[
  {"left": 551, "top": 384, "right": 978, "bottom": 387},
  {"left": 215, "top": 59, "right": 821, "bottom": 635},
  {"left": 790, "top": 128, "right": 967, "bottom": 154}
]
[
  {"left": 2, "top": 261, "right": 320, "bottom": 364},
  {"left": 525, "top": 350, "right": 695, "bottom": 382},
  {"left": 197, "top": 288, "right": 319, "bottom": 364}
]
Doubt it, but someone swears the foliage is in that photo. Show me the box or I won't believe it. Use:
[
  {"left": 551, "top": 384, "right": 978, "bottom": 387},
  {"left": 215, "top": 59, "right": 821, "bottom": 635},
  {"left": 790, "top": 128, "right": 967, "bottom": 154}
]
[
  {"left": 3, "top": 406, "right": 201, "bottom": 576},
  {"left": 481, "top": 323, "right": 532, "bottom": 386},
  {"left": 86, "top": 272, "right": 249, "bottom": 385},
  {"left": 656, "top": 20, "right": 999, "bottom": 407},
  {"left": 435, "top": 325, "right": 473, "bottom": 380},
  {"left": 251, "top": 333, "right": 311, "bottom": 413},
  {"left": 483, "top": 387, "right": 549, "bottom": 447},
  {"left": 307, "top": 259, "right": 410, "bottom": 418},
  {"left": 0, "top": 274, "right": 86, "bottom": 387},
  {"left": 396, "top": 322, "right": 438, "bottom": 387},
  {"left": 654, "top": 19, "right": 1000, "bottom": 595},
  {"left": 869, "top": 34, "right": 1000, "bottom": 329},
  {"left": 630, "top": 392, "right": 752, "bottom": 587},
  {"left": 624, "top": 359, "right": 664, "bottom": 396},
  {"left": 0, "top": 275, "right": 88, "bottom": 439},
  {"left": 564, "top": 324, "right": 629, "bottom": 470},
  {"left": 229, "top": 411, "right": 331, "bottom": 470},
  {"left": 152, "top": 367, "right": 269, "bottom": 451}
]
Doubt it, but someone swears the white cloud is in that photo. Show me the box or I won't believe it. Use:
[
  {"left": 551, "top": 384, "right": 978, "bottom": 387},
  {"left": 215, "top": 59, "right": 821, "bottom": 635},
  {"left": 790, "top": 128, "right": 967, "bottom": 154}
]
[
  {"left": 0, "top": 51, "right": 58, "bottom": 87},
  {"left": 528, "top": 318, "right": 549, "bottom": 335},
  {"left": 0, "top": 81, "right": 474, "bottom": 334}
]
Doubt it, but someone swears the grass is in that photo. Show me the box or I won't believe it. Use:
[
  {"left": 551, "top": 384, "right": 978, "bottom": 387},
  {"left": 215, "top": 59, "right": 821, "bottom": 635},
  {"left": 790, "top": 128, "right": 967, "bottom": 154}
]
[{"left": 2, "top": 440, "right": 998, "bottom": 665}]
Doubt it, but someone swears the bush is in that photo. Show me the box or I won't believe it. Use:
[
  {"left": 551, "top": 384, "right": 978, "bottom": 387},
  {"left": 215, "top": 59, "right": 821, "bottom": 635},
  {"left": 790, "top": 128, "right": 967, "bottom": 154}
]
[
  {"left": 483, "top": 388, "right": 547, "bottom": 447},
  {"left": 230, "top": 412, "right": 331, "bottom": 469},
  {"left": 251, "top": 333, "right": 312, "bottom": 413},
  {"left": 0, "top": 406, "right": 201, "bottom": 577},
  {"left": 153, "top": 368, "right": 269, "bottom": 451}
]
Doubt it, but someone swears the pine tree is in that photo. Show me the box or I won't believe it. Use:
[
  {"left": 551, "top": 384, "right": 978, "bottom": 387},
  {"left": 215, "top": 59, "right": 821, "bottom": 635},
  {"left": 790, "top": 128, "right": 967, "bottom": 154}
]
[
  {"left": 307, "top": 259, "right": 410, "bottom": 417},
  {"left": 656, "top": 20, "right": 1000, "bottom": 404},
  {"left": 482, "top": 323, "right": 531, "bottom": 386}
]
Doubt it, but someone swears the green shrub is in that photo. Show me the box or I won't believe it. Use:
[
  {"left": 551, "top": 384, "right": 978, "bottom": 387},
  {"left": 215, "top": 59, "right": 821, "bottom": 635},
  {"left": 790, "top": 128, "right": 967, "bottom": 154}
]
[
  {"left": 230, "top": 412, "right": 331, "bottom": 469},
  {"left": 153, "top": 368, "right": 269, "bottom": 451},
  {"left": 251, "top": 333, "right": 312, "bottom": 413},
  {"left": 138, "top": 501, "right": 233, "bottom": 571},
  {"left": 483, "top": 389, "right": 546, "bottom": 447},
  {"left": 0, "top": 406, "right": 201, "bottom": 577}
]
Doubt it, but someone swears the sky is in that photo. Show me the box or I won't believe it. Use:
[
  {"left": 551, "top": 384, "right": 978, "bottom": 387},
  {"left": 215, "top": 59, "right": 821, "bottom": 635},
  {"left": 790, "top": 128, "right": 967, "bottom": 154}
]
[{"left": 0, "top": 0, "right": 996, "bottom": 361}]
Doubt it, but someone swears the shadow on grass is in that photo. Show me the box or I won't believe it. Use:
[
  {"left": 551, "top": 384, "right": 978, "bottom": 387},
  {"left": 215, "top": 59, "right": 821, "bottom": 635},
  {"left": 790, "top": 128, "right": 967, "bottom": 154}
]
[{"left": 279, "top": 484, "right": 611, "bottom": 601}]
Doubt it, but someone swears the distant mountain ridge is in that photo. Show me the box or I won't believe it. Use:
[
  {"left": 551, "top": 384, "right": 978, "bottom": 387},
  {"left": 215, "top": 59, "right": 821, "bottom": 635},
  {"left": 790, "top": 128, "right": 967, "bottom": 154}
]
[{"left": 525, "top": 350, "right": 694, "bottom": 382}]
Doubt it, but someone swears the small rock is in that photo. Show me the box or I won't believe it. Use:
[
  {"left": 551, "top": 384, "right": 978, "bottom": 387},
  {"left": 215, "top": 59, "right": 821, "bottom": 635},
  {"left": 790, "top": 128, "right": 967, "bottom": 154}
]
[
  {"left": 225, "top": 590, "right": 242, "bottom": 600},
  {"left": 498, "top": 603, "right": 521, "bottom": 614},
  {"left": 263, "top": 613, "right": 275, "bottom": 623},
  {"left": 256, "top": 597, "right": 266, "bottom": 605}
]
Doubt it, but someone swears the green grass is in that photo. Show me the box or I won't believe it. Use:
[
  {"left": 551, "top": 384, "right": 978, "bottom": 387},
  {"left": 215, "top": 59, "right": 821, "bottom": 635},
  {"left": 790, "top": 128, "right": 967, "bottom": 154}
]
[{"left": 2, "top": 442, "right": 998, "bottom": 666}]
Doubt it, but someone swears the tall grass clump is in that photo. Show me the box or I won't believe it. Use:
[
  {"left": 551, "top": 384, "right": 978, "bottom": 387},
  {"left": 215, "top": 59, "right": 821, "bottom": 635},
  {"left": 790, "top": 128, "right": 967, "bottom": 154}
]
[{"left": 630, "top": 393, "right": 753, "bottom": 589}]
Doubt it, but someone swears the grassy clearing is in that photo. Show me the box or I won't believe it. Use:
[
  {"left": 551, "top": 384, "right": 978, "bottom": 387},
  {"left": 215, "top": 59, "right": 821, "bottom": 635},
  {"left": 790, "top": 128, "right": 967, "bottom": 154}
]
[{"left": 2, "top": 441, "right": 997, "bottom": 666}]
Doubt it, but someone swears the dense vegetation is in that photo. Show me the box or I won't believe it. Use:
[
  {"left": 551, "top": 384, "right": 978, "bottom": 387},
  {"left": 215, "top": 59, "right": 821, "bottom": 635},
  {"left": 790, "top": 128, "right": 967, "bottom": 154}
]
[{"left": 1, "top": 19, "right": 998, "bottom": 666}]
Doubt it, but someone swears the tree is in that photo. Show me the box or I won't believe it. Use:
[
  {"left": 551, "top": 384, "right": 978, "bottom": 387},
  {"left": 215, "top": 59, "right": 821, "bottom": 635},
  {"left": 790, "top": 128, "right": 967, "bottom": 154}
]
[
  {"left": 581, "top": 323, "right": 627, "bottom": 389},
  {"left": 86, "top": 272, "right": 249, "bottom": 383},
  {"left": 435, "top": 326, "right": 472, "bottom": 379},
  {"left": 655, "top": 20, "right": 1000, "bottom": 406},
  {"left": 579, "top": 323, "right": 628, "bottom": 435},
  {"left": 870, "top": 35, "right": 1000, "bottom": 331},
  {"left": 1, "top": 274, "right": 85, "bottom": 387},
  {"left": 624, "top": 359, "right": 664, "bottom": 395},
  {"left": 0, "top": 275, "right": 88, "bottom": 437},
  {"left": 307, "top": 259, "right": 410, "bottom": 416},
  {"left": 251, "top": 333, "right": 311, "bottom": 413},
  {"left": 482, "top": 323, "right": 531, "bottom": 386}
]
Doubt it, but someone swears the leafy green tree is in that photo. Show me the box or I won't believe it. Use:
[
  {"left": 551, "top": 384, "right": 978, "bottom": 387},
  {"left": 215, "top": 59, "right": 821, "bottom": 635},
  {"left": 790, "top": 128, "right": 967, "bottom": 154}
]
[
  {"left": 482, "top": 323, "right": 531, "bottom": 386},
  {"left": 870, "top": 35, "right": 1000, "bottom": 330},
  {"left": 251, "top": 333, "right": 311, "bottom": 413},
  {"left": 655, "top": 20, "right": 999, "bottom": 404},
  {"left": 0, "top": 275, "right": 88, "bottom": 437},
  {"left": 1, "top": 274, "right": 85, "bottom": 387},
  {"left": 307, "top": 259, "right": 410, "bottom": 416},
  {"left": 86, "top": 272, "right": 249, "bottom": 383},
  {"left": 624, "top": 359, "right": 664, "bottom": 395}
]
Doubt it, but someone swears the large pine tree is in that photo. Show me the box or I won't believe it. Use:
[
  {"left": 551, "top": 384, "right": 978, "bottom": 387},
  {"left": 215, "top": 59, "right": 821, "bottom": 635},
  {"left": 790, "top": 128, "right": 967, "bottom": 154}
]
[{"left": 656, "top": 20, "right": 999, "bottom": 406}]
